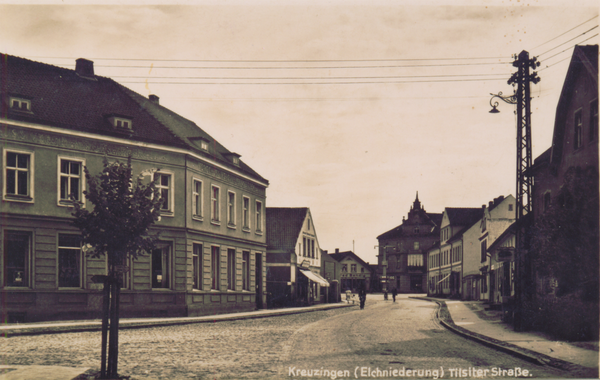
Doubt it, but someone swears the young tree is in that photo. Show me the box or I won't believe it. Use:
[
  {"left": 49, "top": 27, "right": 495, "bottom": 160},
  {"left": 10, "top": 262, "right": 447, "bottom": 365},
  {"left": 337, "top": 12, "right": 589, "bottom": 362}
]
[{"left": 72, "top": 157, "right": 163, "bottom": 379}]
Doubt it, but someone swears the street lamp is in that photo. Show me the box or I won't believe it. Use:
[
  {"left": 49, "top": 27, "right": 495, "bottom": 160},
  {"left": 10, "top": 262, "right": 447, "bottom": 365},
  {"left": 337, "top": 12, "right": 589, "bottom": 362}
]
[{"left": 489, "top": 91, "right": 517, "bottom": 113}]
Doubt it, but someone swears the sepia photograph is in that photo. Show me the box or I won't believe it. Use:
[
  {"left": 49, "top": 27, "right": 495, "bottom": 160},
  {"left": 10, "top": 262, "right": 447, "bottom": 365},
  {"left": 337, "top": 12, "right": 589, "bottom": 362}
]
[{"left": 0, "top": 0, "right": 598, "bottom": 379}]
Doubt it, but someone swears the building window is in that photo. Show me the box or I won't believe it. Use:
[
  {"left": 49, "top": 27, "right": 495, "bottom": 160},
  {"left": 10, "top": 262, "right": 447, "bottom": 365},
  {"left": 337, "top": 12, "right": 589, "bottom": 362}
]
[
  {"left": 192, "top": 179, "right": 202, "bottom": 219},
  {"left": 5, "top": 151, "right": 33, "bottom": 199},
  {"left": 151, "top": 245, "right": 171, "bottom": 289},
  {"left": 480, "top": 240, "right": 487, "bottom": 263},
  {"left": 413, "top": 241, "right": 420, "bottom": 250},
  {"left": 58, "top": 234, "right": 82, "bottom": 288},
  {"left": 307, "top": 218, "right": 311, "bottom": 231},
  {"left": 9, "top": 97, "right": 31, "bottom": 111},
  {"left": 242, "top": 251, "right": 250, "bottom": 291},
  {"left": 590, "top": 99, "right": 598, "bottom": 141},
  {"left": 211, "top": 186, "right": 220, "bottom": 222},
  {"left": 154, "top": 173, "right": 172, "bottom": 212},
  {"left": 193, "top": 243, "right": 203, "bottom": 290},
  {"left": 200, "top": 140, "right": 209, "bottom": 150},
  {"left": 59, "top": 158, "right": 83, "bottom": 203},
  {"left": 342, "top": 264, "right": 347, "bottom": 272},
  {"left": 302, "top": 237, "right": 307, "bottom": 257},
  {"left": 227, "top": 249, "right": 236, "bottom": 290},
  {"left": 242, "top": 197, "right": 250, "bottom": 229},
  {"left": 227, "top": 192, "right": 236, "bottom": 226},
  {"left": 211, "top": 246, "right": 220, "bottom": 290},
  {"left": 351, "top": 264, "right": 357, "bottom": 273},
  {"left": 4, "top": 231, "right": 30, "bottom": 287},
  {"left": 408, "top": 254, "right": 423, "bottom": 267},
  {"left": 574, "top": 109, "right": 583, "bottom": 150},
  {"left": 311, "top": 239, "right": 315, "bottom": 258},
  {"left": 255, "top": 201, "right": 263, "bottom": 232},
  {"left": 361, "top": 267, "right": 365, "bottom": 273},
  {"left": 508, "top": 204, "right": 513, "bottom": 212}
]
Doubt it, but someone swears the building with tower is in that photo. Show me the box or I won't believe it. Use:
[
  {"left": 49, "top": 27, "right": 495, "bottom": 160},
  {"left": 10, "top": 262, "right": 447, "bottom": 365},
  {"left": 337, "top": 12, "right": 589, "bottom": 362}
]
[{"left": 376, "top": 193, "right": 442, "bottom": 293}]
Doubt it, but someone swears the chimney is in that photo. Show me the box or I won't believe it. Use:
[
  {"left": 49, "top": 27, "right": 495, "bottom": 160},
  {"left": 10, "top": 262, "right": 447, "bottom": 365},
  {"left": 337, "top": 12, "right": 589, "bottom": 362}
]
[
  {"left": 489, "top": 201, "right": 493, "bottom": 208},
  {"left": 75, "top": 58, "right": 94, "bottom": 77},
  {"left": 323, "top": 250, "right": 328, "bottom": 255},
  {"left": 335, "top": 248, "right": 339, "bottom": 254},
  {"left": 149, "top": 94, "right": 160, "bottom": 105}
]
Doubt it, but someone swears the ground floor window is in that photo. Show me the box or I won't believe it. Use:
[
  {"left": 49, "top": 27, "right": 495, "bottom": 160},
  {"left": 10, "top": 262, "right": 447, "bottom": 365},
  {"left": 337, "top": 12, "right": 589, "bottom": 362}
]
[
  {"left": 227, "top": 249, "right": 236, "bottom": 290},
  {"left": 152, "top": 244, "right": 171, "bottom": 289},
  {"left": 242, "top": 251, "right": 250, "bottom": 290},
  {"left": 193, "top": 243, "right": 203, "bottom": 290},
  {"left": 58, "top": 234, "right": 82, "bottom": 288},
  {"left": 4, "top": 231, "right": 30, "bottom": 287},
  {"left": 211, "top": 246, "right": 220, "bottom": 290}
]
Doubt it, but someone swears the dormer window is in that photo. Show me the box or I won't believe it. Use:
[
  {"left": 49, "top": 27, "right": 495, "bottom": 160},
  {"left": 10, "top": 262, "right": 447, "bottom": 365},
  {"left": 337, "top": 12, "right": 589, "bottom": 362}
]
[
  {"left": 105, "top": 114, "right": 133, "bottom": 131},
  {"left": 189, "top": 137, "right": 210, "bottom": 151},
  {"left": 9, "top": 97, "right": 31, "bottom": 112},
  {"left": 224, "top": 153, "right": 241, "bottom": 166}
]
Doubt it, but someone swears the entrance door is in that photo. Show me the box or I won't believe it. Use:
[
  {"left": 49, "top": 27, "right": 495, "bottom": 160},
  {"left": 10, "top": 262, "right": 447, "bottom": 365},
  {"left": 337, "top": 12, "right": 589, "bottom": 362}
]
[{"left": 255, "top": 253, "right": 263, "bottom": 309}]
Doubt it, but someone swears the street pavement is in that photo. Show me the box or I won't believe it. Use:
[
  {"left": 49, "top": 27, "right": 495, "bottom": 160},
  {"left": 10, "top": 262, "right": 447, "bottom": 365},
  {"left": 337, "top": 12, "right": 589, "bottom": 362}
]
[{"left": 0, "top": 294, "right": 597, "bottom": 379}]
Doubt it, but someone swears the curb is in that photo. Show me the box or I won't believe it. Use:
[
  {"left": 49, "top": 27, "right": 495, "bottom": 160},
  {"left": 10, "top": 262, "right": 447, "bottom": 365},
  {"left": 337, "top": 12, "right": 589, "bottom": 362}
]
[
  {"left": 1, "top": 303, "right": 355, "bottom": 337},
  {"left": 414, "top": 297, "right": 598, "bottom": 378}
]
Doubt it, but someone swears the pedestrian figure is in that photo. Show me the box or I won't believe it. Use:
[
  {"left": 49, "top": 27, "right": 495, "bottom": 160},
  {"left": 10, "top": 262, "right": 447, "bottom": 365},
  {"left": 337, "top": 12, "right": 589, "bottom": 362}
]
[
  {"left": 391, "top": 288, "right": 397, "bottom": 303},
  {"left": 358, "top": 285, "right": 367, "bottom": 310},
  {"left": 383, "top": 289, "right": 388, "bottom": 300}
]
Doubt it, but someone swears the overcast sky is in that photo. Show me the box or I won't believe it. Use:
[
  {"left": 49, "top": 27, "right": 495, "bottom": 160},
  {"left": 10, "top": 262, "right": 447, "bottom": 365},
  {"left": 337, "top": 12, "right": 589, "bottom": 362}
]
[{"left": 1, "top": 0, "right": 598, "bottom": 263}]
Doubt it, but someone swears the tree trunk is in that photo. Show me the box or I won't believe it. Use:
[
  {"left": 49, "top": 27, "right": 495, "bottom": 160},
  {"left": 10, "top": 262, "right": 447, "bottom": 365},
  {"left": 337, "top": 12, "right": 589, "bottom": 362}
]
[
  {"left": 107, "top": 278, "right": 120, "bottom": 378},
  {"left": 100, "top": 279, "right": 110, "bottom": 378}
]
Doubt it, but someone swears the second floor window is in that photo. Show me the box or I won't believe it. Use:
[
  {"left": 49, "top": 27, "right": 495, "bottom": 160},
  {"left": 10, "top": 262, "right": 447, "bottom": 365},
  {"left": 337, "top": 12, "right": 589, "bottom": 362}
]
[
  {"left": 192, "top": 180, "right": 202, "bottom": 218},
  {"left": 5, "top": 151, "right": 32, "bottom": 198},
  {"left": 59, "top": 159, "right": 82, "bottom": 203},
  {"left": 242, "top": 197, "right": 250, "bottom": 229},
  {"left": 211, "top": 186, "right": 220, "bottom": 222},
  {"left": 227, "top": 192, "right": 236, "bottom": 226},
  {"left": 342, "top": 264, "right": 347, "bottom": 272},
  {"left": 154, "top": 173, "right": 172, "bottom": 212},
  {"left": 256, "top": 200, "right": 263, "bottom": 232},
  {"left": 413, "top": 241, "right": 420, "bottom": 250},
  {"left": 351, "top": 264, "right": 357, "bottom": 273}
]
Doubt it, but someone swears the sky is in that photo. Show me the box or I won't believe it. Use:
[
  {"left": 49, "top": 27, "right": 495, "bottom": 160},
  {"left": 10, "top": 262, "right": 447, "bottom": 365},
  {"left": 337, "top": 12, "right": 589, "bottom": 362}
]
[{"left": 1, "top": 0, "right": 598, "bottom": 263}]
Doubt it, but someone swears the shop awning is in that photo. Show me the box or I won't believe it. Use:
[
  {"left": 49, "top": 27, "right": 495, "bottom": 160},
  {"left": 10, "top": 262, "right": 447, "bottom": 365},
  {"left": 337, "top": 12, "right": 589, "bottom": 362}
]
[
  {"left": 437, "top": 273, "right": 451, "bottom": 284},
  {"left": 300, "top": 269, "right": 330, "bottom": 287}
]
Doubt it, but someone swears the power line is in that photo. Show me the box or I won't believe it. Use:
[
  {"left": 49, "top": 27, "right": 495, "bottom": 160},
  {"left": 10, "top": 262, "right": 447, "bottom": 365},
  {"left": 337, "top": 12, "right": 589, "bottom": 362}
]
[
  {"left": 541, "top": 33, "right": 599, "bottom": 63},
  {"left": 90, "top": 62, "right": 512, "bottom": 70},
  {"left": 117, "top": 77, "right": 507, "bottom": 85},
  {"left": 537, "top": 26, "right": 599, "bottom": 57},
  {"left": 531, "top": 15, "right": 598, "bottom": 51},
  {"left": 110, "top": 73, "right": 510, "bottom": 80}
]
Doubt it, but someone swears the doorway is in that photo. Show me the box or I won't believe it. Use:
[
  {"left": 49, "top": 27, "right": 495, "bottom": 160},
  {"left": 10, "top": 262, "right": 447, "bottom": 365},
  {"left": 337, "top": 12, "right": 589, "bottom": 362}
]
[{"left": 255, "top": 253, "right": 263, "bottom": 309}]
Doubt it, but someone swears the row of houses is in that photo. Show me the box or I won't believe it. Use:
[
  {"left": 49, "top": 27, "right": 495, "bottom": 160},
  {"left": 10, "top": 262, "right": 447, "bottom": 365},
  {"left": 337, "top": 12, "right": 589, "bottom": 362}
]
[
  {"left": 0, "top": 54, "right": 375, "bottom": 322},
  {"left": 375, "top": 45, "right": 598, "bottom": 336}
]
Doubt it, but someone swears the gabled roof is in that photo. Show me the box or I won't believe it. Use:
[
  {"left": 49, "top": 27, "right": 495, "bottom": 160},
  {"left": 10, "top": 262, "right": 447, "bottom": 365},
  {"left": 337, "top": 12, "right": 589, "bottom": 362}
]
[
  {"left": 0, "top": 54, "right": 268, "bottom": 184},
  {"left": 550, "top": 45, "right": 598, "bottom": 168},
  {"left": 329, "top": 250, "right": 371, "bottom": 268},
  {"left": 266, "top": 207, "right": 309, "bottom": 251}
]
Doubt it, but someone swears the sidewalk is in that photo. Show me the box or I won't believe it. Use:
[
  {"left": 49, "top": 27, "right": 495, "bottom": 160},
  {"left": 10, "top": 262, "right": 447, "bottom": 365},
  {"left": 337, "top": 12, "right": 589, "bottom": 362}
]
[
  {"left": 418, "top": 297, "right": 599, "bottom": 379},
  {"left": 0, "top": 302, "right": 354, "bottom": 337}
]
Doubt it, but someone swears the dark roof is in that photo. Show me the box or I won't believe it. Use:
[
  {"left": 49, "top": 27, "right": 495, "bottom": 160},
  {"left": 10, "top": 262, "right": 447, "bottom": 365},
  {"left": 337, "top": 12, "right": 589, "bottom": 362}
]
[
  {"left": 377, "top": 212, "right": 442, "bottom": 240},
  {"left": 266, "top": 208, "right": 308, "bottom": 251},
  {"left": 329, "top": 251, "right": 371, "bottom": 268},
  {"left": 550, "top": 45, "right": 598, "bottom": 168},
  {"left": 0, "top": 54, "right": 268, "bottom": 184},
  {"left": 445, "top": 207, "right": 482, "bottom": 226}
]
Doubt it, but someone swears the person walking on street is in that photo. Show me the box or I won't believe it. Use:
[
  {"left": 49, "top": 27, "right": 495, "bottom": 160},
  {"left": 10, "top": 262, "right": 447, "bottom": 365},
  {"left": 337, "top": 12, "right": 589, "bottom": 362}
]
[
  {"left": 358, "top": 286, "right": 367, "bottom": 310},
  {"left": 391, "top": 288, "right": 398, "bottom": 303}
]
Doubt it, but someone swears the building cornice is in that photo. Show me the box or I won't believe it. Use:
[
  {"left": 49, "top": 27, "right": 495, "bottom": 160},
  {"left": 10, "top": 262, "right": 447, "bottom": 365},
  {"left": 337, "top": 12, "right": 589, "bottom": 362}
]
[{"left": 1, "top": 119, "right": 269, "bottom": 188}]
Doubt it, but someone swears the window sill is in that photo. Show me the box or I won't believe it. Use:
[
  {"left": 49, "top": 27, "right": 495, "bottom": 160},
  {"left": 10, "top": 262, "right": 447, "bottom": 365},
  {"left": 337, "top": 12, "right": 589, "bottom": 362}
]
[
  {"left": 151, "top": 288, "right": 172, "bottom": 291},
  {"left": 192, "top": 215, "right": 204, "bottom": 222},
  {"left": 255, "top": 230, "right": 263, "bottom": 236},
  {"left": 160, "top": 211, "right": 174, "bottom": 218},
  {"left": 2, "top": 286, "right": 32, "bottom": 290},
  {"left": 4, "top": 195, "right": 34, "bottom": 203},
  {"left": 227, "top": 224, "right": 236, "bottom": 230},
  {"left": 242, "top": 227, "right": 251, "bottom": 233},
  {"left": 211, "top": 220, "right": 221, "bottom": 226}
]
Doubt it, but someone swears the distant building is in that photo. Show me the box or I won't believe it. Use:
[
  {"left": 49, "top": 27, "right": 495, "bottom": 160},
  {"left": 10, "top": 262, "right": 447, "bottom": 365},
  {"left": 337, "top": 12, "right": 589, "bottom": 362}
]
[
  {"left": 329, "top": 249, "right": 372, "bottom": 292},
  {"left": 265, "top": 207, "right": 329, "bottom": 307},
  {"left": 1, "top": 55, "right": 269, "bottom": 322},
  {"left": 321, "top": 249, "right": 342, "bottom": 302},
  {"left": 428, "top": 207, "right": 481, "bottom": 297},
  {"left": 377, "top": 193, "right": 442, "bottom": 293}
]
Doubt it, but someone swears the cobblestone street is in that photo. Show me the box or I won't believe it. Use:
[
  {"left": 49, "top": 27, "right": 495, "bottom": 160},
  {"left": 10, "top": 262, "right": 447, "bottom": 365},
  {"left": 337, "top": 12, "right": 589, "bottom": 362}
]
[{"left": 1, "top": 307, "right": 355, "bottom": 380}]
